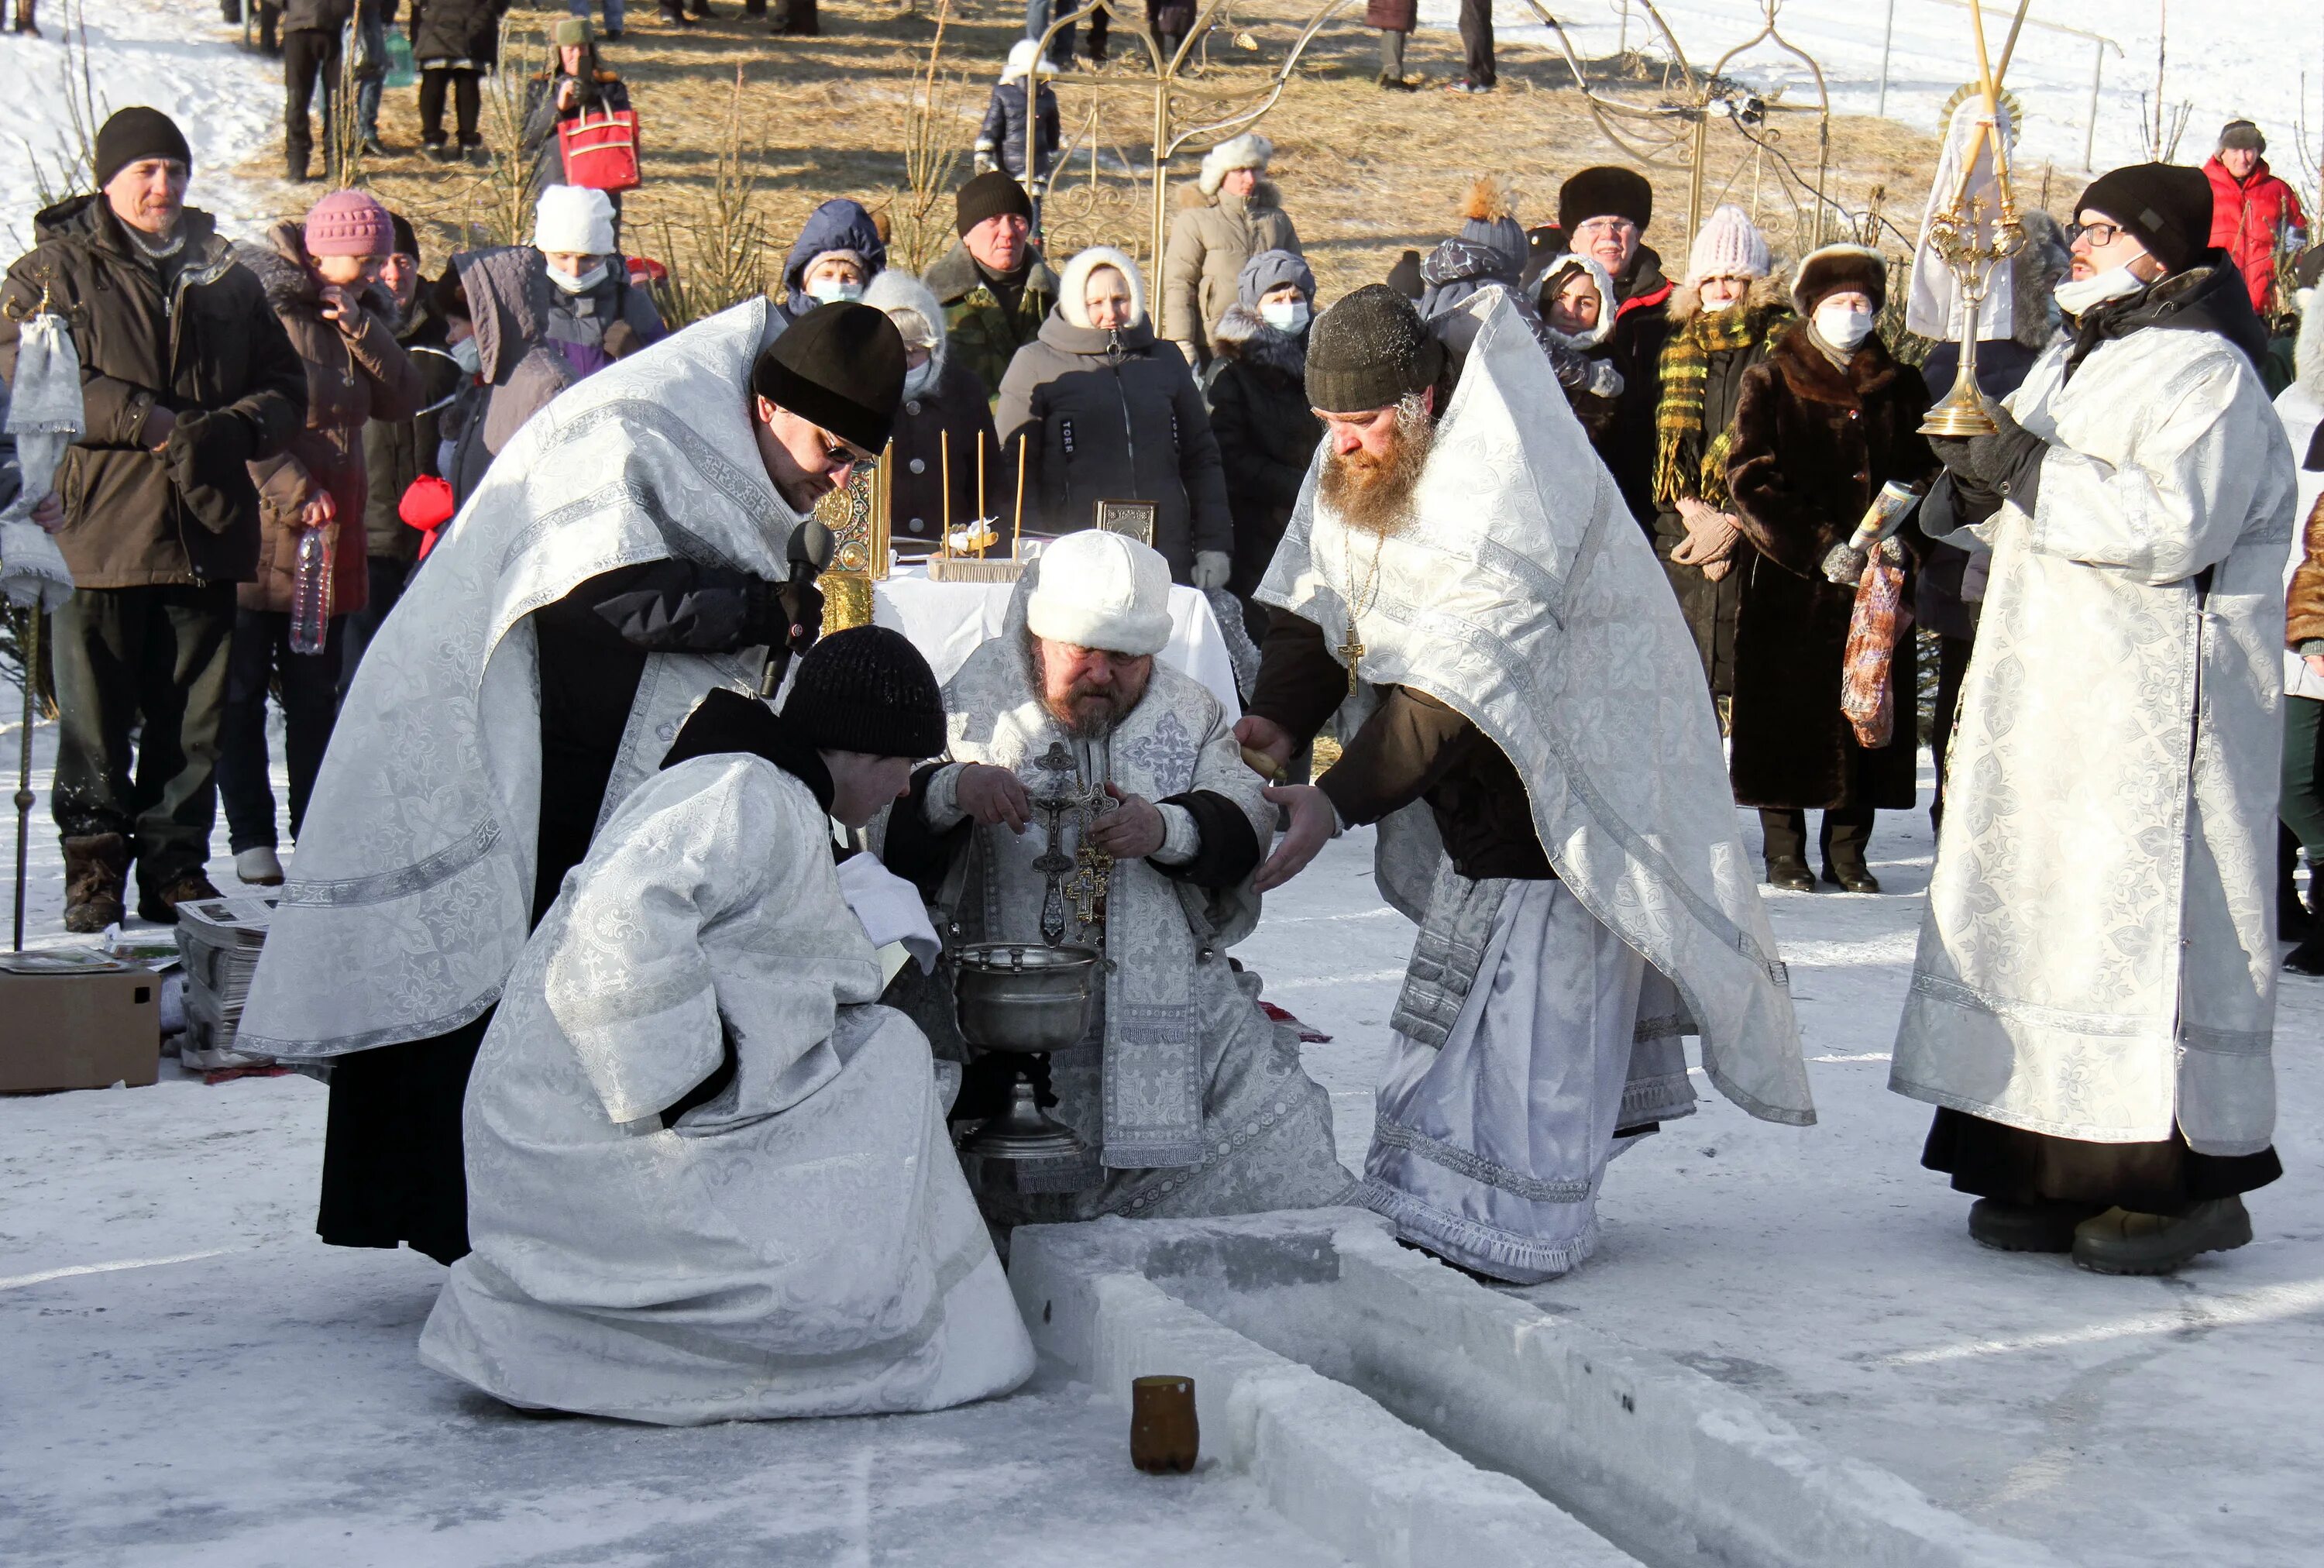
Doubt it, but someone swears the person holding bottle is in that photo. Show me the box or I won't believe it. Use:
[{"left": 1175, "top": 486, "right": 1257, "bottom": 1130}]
[{"left": 220, "top": 189, "right": 421, "bottom": 887}]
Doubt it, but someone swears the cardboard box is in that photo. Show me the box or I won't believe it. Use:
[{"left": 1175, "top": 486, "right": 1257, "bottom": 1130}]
[{"left": 0, "top": 952, "right": 162, "bottom": 1093}]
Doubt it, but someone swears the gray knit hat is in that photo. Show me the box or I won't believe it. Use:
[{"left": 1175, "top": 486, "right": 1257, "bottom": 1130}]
[{"left": 1305, "top": 284, "right": 1443, "bottom": 414}]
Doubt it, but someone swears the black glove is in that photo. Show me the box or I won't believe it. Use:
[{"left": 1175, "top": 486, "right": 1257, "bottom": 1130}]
[
  {"left": 775, "top": 577, "right": 823, "bottom": 658},
  {"left": 163, "top": 410, "right": 260, "bottom": 536},
  {"left": 1928, "top": 399, "right": 2046, "bottom": 513}
]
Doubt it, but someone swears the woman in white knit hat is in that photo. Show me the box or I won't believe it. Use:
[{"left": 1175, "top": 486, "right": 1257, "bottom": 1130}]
[
  {"left": 1649, "top": 203, "right": 1786, "bottom": 714},
  {"left": 1160, "top": 132, "right": 1303, "bottom": 370}
]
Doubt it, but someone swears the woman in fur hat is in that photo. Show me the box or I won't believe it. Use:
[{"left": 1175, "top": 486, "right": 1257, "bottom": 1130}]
[
  {"left": 1161, "top": 132, "right": 1302, "bottom": 370},
  {"left": 1726, "top": 243, "right": 1935, "bottom": 894},
  {"left": 1651, "top": 203, "right": 1789, "bottom": 706}
]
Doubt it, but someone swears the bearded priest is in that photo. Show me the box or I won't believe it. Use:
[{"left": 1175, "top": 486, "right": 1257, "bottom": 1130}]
[
  {"left": 878, "top": 528, "right": 1352, "bottom": 1226},
  {"left": 237, "top": 299, "right": 908, "bottom": 1269},
  {"left": 1236, "top": 284, "right": 1816, "bottom": 1284}
]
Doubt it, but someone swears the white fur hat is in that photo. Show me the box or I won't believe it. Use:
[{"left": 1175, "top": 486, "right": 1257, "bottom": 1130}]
[
  {"left": 1058, "top": 245, "right": 1148, "bottom": 330},
  {"left": 1026, "top": 531, "right": 1171, "bottom": 656},
  {"left": 1199, "top": 132, "right": 1272, "bottom": 198},
  {"left": 1002, "top": 37, "right": 1054, "bottom": 81},
  {"left": 1685, "top": 202, "right": 1771, "bottom": 287},
  {"left": 531, "top": 184, "right": 616, "bottom": 256}
]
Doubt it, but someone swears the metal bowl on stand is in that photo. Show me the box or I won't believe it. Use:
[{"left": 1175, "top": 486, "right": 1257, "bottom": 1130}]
[{"left": 951, "top": 943, "right": 1102, "bottom": 1192}]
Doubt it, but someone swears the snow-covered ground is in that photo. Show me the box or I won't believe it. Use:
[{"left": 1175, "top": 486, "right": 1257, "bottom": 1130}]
[
  {"left": 1, "top": 0, "right": 280, "bottom": 253},
  {"left": 1429, "top": 0, "right": 2324, "bottom": 189}
]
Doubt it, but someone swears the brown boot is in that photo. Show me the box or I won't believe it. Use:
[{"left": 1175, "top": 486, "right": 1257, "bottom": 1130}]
[
  {"left": 138, "top": 870, "right": 224, "bottom": 926},
  {"left": 12, "top": 0, "right": 38, "bottom": 35},
  {"left": 61, "top": 833, "right": 129, "bottom": 933}
]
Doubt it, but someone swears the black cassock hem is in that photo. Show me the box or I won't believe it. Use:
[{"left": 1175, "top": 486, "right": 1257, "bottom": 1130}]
[{"left": 1921, "top": 1106, "right": 2282, "bottom": 1215}]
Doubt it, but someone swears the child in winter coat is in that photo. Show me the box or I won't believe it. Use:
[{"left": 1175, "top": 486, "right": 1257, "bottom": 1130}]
[{"left": 975, "top": 40, "right": 1061, "bottom": 194}]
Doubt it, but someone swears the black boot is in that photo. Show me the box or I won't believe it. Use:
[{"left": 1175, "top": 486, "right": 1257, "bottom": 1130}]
[
  {"left": 2288, "top": 931, "right": 2324, "bottom": 977},
  {"left": 1765, "top": 857, "right": 1814, "bottom": 892}
]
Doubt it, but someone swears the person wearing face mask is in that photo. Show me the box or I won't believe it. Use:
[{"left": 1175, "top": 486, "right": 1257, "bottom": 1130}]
[
  {"left": 780, "top": 198, "right": 889, "bottom": 320},
  {"left": 1559, "top": 166, "right": 1675, "bottom": 538},
  {"left": 1206, "top": 248, "right": 1322, "bottom": 649},
  {"left": 1725, "top": 243, "right": 1934, "bottom": 896},
  {"left": 995, "top": 246, "right": 1235, "bottom": 590},
  {"left": 1892, "top": 163, "right": 2295, "bottom": 1277},
  {"left": 925, "top": 173, "right": 1060, "bottom": 403},
  {"left": 1650, "top": 203, "right": 1787, "bottom": 711},
  {"left": 861, "top": 269, "right": 1005, "bottom": 549},
  {"left": 533, "top": 184, "right": 663, "bottom": 372},
  {"left": 237, "top": 300, "right": 906, "bottom": 1270},
  {"left": 216, "top": 190, "right": 423, "bottom": 903}
]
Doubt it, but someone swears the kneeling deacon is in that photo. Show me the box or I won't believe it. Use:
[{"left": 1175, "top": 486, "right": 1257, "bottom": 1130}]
[
  {"left": 1239, "top": 285, "right": 1815, "bottom": 1283},
  {"left": 879, "top": 529, "right": 1352, "bottom": 1225},
  {"left": 420, "top": 628, "right": 1037, "bottom": 1423}
]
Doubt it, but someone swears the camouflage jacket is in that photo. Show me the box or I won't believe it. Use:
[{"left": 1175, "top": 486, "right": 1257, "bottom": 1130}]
[{"left": 922, "top": 241, "right": 1058, "bottom": 401}]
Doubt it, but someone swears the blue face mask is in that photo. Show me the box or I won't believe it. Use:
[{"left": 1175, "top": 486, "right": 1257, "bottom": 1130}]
[
  {"left": 450, "top": 335, "right": 482, "bottom": 375},
  {"left": 806, "top": 277, "right": 865, "bottom": 304},
  {"left": 1259, "top": 298, "right": 1311, "bottom": 333}
]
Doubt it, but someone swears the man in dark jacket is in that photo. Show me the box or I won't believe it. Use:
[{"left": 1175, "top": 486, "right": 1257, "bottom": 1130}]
[
  {"left": 282, "top": 0, "right": 355, "bottom": 182},
  {"left": 0, "top": 109, "right": 306, "bottom": 930},
  {"left": 1561, "top": 166, "right": 1674, "bottom": 536},
  {"left": 924, "top": 172, "right": 1058, "bottom": 404},
  {"left": 348, "top": 213, "right": 458, "bottom": 688},
  {"left": 410, "top": 0, "right": 505, "bottom": 163}
]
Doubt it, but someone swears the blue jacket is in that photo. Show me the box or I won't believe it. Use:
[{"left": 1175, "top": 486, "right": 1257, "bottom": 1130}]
[{"left": 780, "top": 199, "right": 888, "bottom": 319}]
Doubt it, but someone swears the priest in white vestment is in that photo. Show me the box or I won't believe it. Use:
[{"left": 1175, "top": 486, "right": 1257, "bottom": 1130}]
[
  {"left": 420, "top": 628, "right": 1036, "bottom": 1422},
  {"left": 1239, "top": 284, "right": 1815, "bottom": 1284},
  {"left": 878, "top": 530, "right": 1353, "bottom": 1226},
  {"left": 235, "top": 301, "right": 909, "bottom": 1266},
  {"left": 1891, "top": 163, "right": 2294, "bottom": 1275}
]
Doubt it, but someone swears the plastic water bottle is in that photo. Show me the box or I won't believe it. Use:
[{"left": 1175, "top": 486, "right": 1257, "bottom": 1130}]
[{"left": 289, "top": 527, "right": 332, "bottom": 655}]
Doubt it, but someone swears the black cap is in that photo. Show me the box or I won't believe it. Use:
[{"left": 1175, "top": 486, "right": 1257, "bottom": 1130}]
[
  {"left": 954, "top": 170, "right": 1034, "bottom": 238},
  {"left": 782, "top": 626, "right": 946, "bottom": 758},
  {"left": 94, "top": 107, "right": 193, "bottom": 191},
  {"left": 751, "top": 301, "right": 908, "bottom": 454},
  {"left": 2076, "top": 163, "right": 2216, "bottom": 273},
  {"left": 389, "top": 211, "right": 420, "bottom": 260},
  {"left": 1559, "top": 166, "right": 1652, "bottom": 234},
  {"left": 1305, "top": 284, "right": 1444, "bottom": 414}
]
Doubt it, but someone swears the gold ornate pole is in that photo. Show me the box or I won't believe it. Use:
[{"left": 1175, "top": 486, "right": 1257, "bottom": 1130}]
[{"left": 1919, "top": 0, "right": 2032, "bottom": 438}]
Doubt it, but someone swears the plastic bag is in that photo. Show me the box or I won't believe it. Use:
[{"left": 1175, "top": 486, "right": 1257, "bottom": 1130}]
[{"left": 1840, "top": 538, "right": 1907, "bottom": 748}]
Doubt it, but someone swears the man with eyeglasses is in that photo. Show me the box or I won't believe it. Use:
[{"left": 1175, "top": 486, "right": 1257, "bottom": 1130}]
[
  {"left": 238, "top": 301, "right": 907, "bottom": 1273},
  {"left": 1558, "top": 166, "right": 1675, "bottom": 537},
  {"left": 1893, "top": 162, "right": 2296, "bottom": 1277}
]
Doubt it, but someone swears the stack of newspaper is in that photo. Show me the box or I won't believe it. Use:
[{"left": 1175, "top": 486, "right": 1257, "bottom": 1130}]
[{"left": 173, "top": 895, "right": 277, "bottom": 1067}]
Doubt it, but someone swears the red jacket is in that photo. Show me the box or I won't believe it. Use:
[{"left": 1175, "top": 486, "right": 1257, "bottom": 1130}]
[{"left": 2206, "top": 154, "right": 2308, "bottom": 314}]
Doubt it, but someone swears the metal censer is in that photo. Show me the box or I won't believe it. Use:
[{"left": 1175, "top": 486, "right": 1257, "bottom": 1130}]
[{"left": 952, "top": 942, "right": 1102, "bottom": 1192}]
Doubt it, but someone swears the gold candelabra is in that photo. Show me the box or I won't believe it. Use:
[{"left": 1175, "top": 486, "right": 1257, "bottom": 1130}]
[{"left": 1919, "top": 1, "right": 2033, "bottom": 439}]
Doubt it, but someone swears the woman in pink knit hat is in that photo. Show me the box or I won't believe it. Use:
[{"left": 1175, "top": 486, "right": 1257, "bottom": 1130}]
[{"left": 216, "top": 189, "right": 423, "bottom": 892}]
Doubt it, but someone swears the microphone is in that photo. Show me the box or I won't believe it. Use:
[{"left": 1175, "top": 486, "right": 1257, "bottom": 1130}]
[{"left": 761, "top": 520, "right": 835, "bottom": 696}]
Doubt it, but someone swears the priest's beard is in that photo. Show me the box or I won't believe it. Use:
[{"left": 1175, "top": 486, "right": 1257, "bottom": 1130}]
[
  {"left": 1317, "top": 396, "right": 1435, "bottom": 537},
  {"left": 1031, "top": 638, "right": 1150, "bottom": 740}
]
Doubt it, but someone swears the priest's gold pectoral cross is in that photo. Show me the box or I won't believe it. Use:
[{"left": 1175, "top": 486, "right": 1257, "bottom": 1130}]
[
  {"left": 1337, "top": 631, "right": 1363, "bottom": 693},
  {"left": 1069, "top": 841, "right": 1113, "bottom": 930}
]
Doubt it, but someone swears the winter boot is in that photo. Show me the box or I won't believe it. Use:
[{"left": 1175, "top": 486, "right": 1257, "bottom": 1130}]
[
  {"left": 60, "top": 833, "right": 129, "bottom": 934},
  {"left": 1967, "top": 1198, "right": 2106, "bottom": 1253},
  {"left": 2071, "top": 1197, "right": 2254, "bottom": 1276},
  {"left": 138, "top": 869, "right": 223, "bottom": 927},
  {"left": 462, "top": 138, "right": 490, "bottom": 167},
  {"left": 658, "top": 0, "right": 695, "bottom": 24},
  {"left": 234, "top": 846, "right": 285, "bottom": 887},
  {"left": 1764, "top": 856, "right": 1814, "bottom": 892},
  {"left": 12, "top": 0, "right": 37, "bottom": 34},
  {"left": 2285, "top": 931, "right": 2324, "bottom": 977},
  {"left": 423, "top": 138, "right": 457, "bottom": 163},
  {"left": 1822, "top": 861, "right": 1881, "bottom": 894},
  {"left": 220, "top": 0, "right": 239, "bottom": 19}
]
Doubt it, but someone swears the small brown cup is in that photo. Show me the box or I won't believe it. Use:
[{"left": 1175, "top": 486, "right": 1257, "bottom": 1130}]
[{"left": 1129, "top": 1374, "right": 1198, "bottom": 1473}]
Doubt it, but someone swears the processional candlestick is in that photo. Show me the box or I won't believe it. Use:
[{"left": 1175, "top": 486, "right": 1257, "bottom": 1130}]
[{"left": 1920, "top": 0, "right": 2035, "bottom": 439}]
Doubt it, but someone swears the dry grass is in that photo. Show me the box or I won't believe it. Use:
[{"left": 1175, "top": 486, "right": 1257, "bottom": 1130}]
[{"left": 232, "top": 0, "right": 1963, "bottom": 306}]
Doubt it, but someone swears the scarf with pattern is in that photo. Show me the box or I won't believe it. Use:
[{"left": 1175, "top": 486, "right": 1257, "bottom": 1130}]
[{"left": 1653, "top": 301, "right": 1788, "bottom": 509}]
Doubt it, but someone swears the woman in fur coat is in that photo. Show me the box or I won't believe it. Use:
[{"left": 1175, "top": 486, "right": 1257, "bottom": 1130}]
[
  {"left": 1207, "top": 248, "right": 1321, "bottom": 641},
  {"left": 1727, "top": 243, "right": 1936, "bottom": 893},
  {"left": 1651, "top": 204, "right": 1789, "bottom": 705}
]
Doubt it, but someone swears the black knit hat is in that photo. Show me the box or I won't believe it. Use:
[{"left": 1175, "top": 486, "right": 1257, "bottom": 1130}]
[
  {"left": 1559, "top": 166, "right": 1652, "bottom": 235},
  {"left": 782, "top": 626, "right": 946, "bottom": 758},
  {"left": 954, "top": 170, "right": 1035, "bottom": 238},
  {"left": 2076, "top": 163, "right": 2216, "bottom": 273},
  {"left": 751, "top": 302, "right": 908, "bottom": 454},
  {"left": 1791, "top": 243, "right": 1889, "bottom": 315},
  {"left": 1306, "top": 284, "right": 1445, "bottom": 414},
  {"left": 2219, "top": 119, "right": 2265, "bottom": 154},
  {"left": 94, "top": 107, "right": 193, "bottom": 191},
  {"left": 389, "top": 211, "right": 420, "bottom": 260}
]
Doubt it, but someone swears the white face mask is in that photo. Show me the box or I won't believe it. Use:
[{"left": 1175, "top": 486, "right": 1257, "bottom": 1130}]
[
  {"left": 902, "top": 358, "right": 939, "bottom": 399},
  {"left": 1814, "top": 303, "right": 1875, "bottom": 352},
  {"left": 550, "top": 263, "right": 608, "bottom": 295},
  {"left": 1259, "top": 298, "right": 1310, "bottom": 333},
  {"left": 450, "top": 335, "right": 482, "bottom": 374},
  {"left": 806, "top": 277, "right": 865, "bottom": 304},
  {"left": 2054, "top": 263, "right": 2149, "bottom": 315}
]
